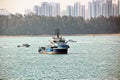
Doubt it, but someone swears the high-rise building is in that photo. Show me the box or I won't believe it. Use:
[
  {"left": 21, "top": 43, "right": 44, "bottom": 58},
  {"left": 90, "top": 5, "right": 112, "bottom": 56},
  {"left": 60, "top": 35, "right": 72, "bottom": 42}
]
[
  {"left": 88, "top": 1, "right": 92, "bottom": 18},
  {"left": 66, "top": 5, "right": 74, "bottom": 16},
  {"left": 112, "top": 4, "right": 118, "bottom": 16},
  {"left": 49, "top": 4, "right": 53, "bottom": 16},
  {"left": 102, "top": 2, "right": 106, "bottom": 17},
  {"left": 118, "top": 0, "right": 120, "bottom": 15},
  {"left": 31, "top": 0, "right": 120, "bottom": 18},
  {"left": 41, "top": 2, "right": 50, "bottom": 16},
  {"left": 105, "top": 0, "right": 112, "bottom": 17},
  {"left": 66, "top": 2, "right": 86, "bottom": 18},
  {"left": 25, "top": 9, "right": 33, "bottom": 15},
  {"left": 92, "top": 1, "right": 97, "bottom": 17},
  {"left": 49, "top": 3, "right": 60, "bottom": 16},
  {"left": 90, "top": 0, "right": 120, "bottom": 18},
  {"left": 88, "top": 0, "right": 102, "bottom": 18},
  {"left": 80, "top": 5, "right": 85, "bottom": 18},
  {"left": 37, "top": 6, "right": 41, "bottom": 16},
  {"left": 34, "top": 5, "right": 39, "bottom": 15},
  {"left": 40, "top": 2, "right": 60, "bottom": 16},
  {"left": 55, "top": 3, "right": 60, "bottom": 16},
  {"left": 74, "top": 2, "right": 80, "bottom": 17},
  {"left": 97, "top": 0, "right": 102, "bottom": 17}
]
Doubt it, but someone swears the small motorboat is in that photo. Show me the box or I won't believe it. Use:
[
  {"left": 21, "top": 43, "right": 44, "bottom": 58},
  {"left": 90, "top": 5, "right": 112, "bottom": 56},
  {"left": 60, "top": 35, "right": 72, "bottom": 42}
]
[{"left": 17, "top": 44, "right": 30, "bottom": 48}]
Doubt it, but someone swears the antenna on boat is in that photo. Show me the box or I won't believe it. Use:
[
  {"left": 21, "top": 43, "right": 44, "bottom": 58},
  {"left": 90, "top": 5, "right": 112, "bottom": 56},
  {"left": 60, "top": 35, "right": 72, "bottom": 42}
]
[{"left": 54, "top": 28, "right": 60, "bottom": 38}]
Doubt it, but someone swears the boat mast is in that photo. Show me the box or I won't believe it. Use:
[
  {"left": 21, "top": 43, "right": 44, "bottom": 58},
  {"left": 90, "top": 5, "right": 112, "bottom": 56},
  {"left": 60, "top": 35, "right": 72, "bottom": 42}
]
[{"left": 54, "top": 28, "right": 60, "bottom": 38}]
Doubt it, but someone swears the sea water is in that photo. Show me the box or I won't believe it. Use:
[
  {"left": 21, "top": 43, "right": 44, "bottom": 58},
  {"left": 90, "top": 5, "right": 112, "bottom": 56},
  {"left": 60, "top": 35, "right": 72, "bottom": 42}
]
[{"left": 0, "top": 36, "right": 120, "bottom": 80}]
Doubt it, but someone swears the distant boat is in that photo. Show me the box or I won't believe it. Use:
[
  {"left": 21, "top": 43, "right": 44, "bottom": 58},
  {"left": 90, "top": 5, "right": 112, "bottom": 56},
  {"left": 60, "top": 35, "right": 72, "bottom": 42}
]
[
  {"left": 38, "top": 28, "right": 70, "bottom": 54},
  {"left": 17, "top": 44, "right": 30, "bottom": 48}
]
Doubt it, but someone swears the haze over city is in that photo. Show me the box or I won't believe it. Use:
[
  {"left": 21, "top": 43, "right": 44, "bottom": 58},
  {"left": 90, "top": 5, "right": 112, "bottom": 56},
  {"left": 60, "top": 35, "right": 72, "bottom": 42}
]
[
  {"left": 0, "top": 0, "right": 89, "bottom": 14},
  {"left": 0, "top": 0, "right": 119, "bottom": 19}
]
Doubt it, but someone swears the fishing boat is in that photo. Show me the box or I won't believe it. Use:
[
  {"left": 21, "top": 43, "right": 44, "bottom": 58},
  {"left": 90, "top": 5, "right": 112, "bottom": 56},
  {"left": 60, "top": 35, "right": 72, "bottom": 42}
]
[
  {"left": 17, "top": 44, "right": 30, "bottom": 48},
  {"left": 38, "top": 28, "right": 70, "bottom": 54}
]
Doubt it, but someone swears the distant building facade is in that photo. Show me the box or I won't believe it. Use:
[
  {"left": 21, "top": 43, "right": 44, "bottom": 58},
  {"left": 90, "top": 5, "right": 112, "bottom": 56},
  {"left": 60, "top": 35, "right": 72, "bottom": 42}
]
[
  {"left": 24, "top": 9, "right": 33, "bottom": 15},
  {"left": 118, "top": 0, "right": 120, "bottom": 15},
  {"left": 66, "top": 2, "right": 85, "bottom": 18},
  {"left": 25, "top": 0, "right": 120, "bottom": 18},
  {"left": 74, "top": 2, "right": 81, "bottom": 17},
  {"left": 105, "top": 0, "right": 112, "bottom": 17},
  {"left": 33, "top": 2, "right": 60, "bottom": 17},
  {"left": 0, "top": 9, "right": 10, "bottom": 15},
  {"left": 34, "top": 5, "right": 39, "bottom": 15},
  {"left": 66, "top": 5, "right": 74, "bottom": 16},
  {"left": 88, "top": 2, "right": 92, "bottom": 18},
  {"left": 80, "top": 5, "right": 85, "bottom": 18},
  {"left": 88, "top": 0, "right": 118, "bottom": 18},
  {"left": 112, "top": 4, "right": 118, "bottom": 16}
]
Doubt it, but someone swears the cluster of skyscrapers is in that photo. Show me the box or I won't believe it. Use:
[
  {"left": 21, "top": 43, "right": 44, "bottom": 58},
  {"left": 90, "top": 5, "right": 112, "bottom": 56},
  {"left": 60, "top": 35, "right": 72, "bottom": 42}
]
[
  {"left": 33, "top": 2, "right": 60, "bottom": 16},
  {"left": 24, "top": 0, "right": 120, "bottom": 19},
  {"left": 88, "top": 0, "right": 120, "bottom": 18},
  {"left": 66, "top": 2, "right": 85, "bottom": 18}
]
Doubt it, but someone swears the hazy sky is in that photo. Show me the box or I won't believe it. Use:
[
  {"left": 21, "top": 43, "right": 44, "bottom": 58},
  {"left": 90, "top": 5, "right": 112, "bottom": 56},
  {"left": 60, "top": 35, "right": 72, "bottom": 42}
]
[{"left": 0, "top": 0, "right": 89, "bottom": 14}]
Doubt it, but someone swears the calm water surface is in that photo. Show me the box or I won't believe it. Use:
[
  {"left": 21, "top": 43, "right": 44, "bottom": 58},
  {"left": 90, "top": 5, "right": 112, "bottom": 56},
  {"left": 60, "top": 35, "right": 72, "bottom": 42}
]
[{"left": 0, "top": 36, "right": 120, "bottom": 80}]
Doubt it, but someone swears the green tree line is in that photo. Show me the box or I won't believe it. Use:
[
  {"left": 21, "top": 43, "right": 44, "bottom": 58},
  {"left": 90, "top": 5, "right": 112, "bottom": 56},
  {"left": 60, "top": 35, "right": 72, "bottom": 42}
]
[{"left": 0, "top": 14, "right": 120, "bottom": 35}]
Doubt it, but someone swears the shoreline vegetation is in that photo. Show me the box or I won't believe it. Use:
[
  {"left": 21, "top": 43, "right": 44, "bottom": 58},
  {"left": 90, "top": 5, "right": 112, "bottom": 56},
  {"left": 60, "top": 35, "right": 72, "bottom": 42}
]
[
  {"left": 0, "top": 14, "right": 120, "bottom": 35},
  {"left": 0, "top": 33, "right": 120, "bottom": 38}
]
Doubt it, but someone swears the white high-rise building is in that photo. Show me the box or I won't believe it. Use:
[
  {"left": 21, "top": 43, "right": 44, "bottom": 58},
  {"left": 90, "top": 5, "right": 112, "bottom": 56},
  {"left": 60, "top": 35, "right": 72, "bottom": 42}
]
[
  {"left": 102, "top": 2, "right": 106, "bottom": 17},
  {"left": 38, "top": 6, "right": 42, "bottom": 16},
  {"left": 112, "top": 4, "right": 118, "bottom": 16},
  {"left": 88, "top": 1, "right": 92, "bottom": 18},
  {"left": 67, "top": 5, "right": 74, "bottom": 16},
  {"left": 105, "top": 0, "right": 112, "bottom": 17},
  {"left": 80, "top": 5, "right": 85, "bottom": 18},
  {"left": 88, "top": 0, "right": 102, "bottom": 18},
  {"left": 34, "top": 5, "right": 39, "bottom": 15},
  {"left": 40, "top": 2, "right": 60, "bottom": 16},
  {"left": 118, "top": 0, "right": 120, "bottom": 15},
  {"left": 88, "top": 0, "right": 114, "bottom": 18},
  {"left": 91, "top": 1, "right": 97, "bottom": 17},
  {"left": 74, "top": 2, "right": 81, "bottom": 17},
  {"left": 55, "top": 3, "right": 60, "bottom": 16},
  {"left": 66, "top": 2, "right": 86, "bottom": 18},
  {"left": 97, "top": 0, "right": 102, "bottom": 17}
]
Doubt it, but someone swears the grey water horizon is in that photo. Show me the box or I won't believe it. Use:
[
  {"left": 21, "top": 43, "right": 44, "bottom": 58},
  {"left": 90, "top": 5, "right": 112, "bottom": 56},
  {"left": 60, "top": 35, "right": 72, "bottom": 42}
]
[{"left": 0, "top": 35, "right": 120, "bottom": 80}]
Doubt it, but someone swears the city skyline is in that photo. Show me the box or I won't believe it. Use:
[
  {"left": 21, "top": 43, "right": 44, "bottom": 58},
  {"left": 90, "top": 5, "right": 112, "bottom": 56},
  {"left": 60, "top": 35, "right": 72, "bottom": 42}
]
[
  {"left": 0, "top": 0, "right": 120, "bottom": 19},
  {"left": 30, "top": 0, "right": 120, "bottom": 19},
  {"left": 0, "top": 0, "right": 89, "bottom": 14}
]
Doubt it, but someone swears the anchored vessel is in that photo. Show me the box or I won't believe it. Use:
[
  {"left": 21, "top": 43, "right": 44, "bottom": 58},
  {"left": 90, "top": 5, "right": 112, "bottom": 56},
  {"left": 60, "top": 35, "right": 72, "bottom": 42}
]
[
  {"left": 38, "top": 29, "right": 70, "bottom": 54},
  {"left": 17, "top": 44, "right": 30, "bottom": 48}
]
